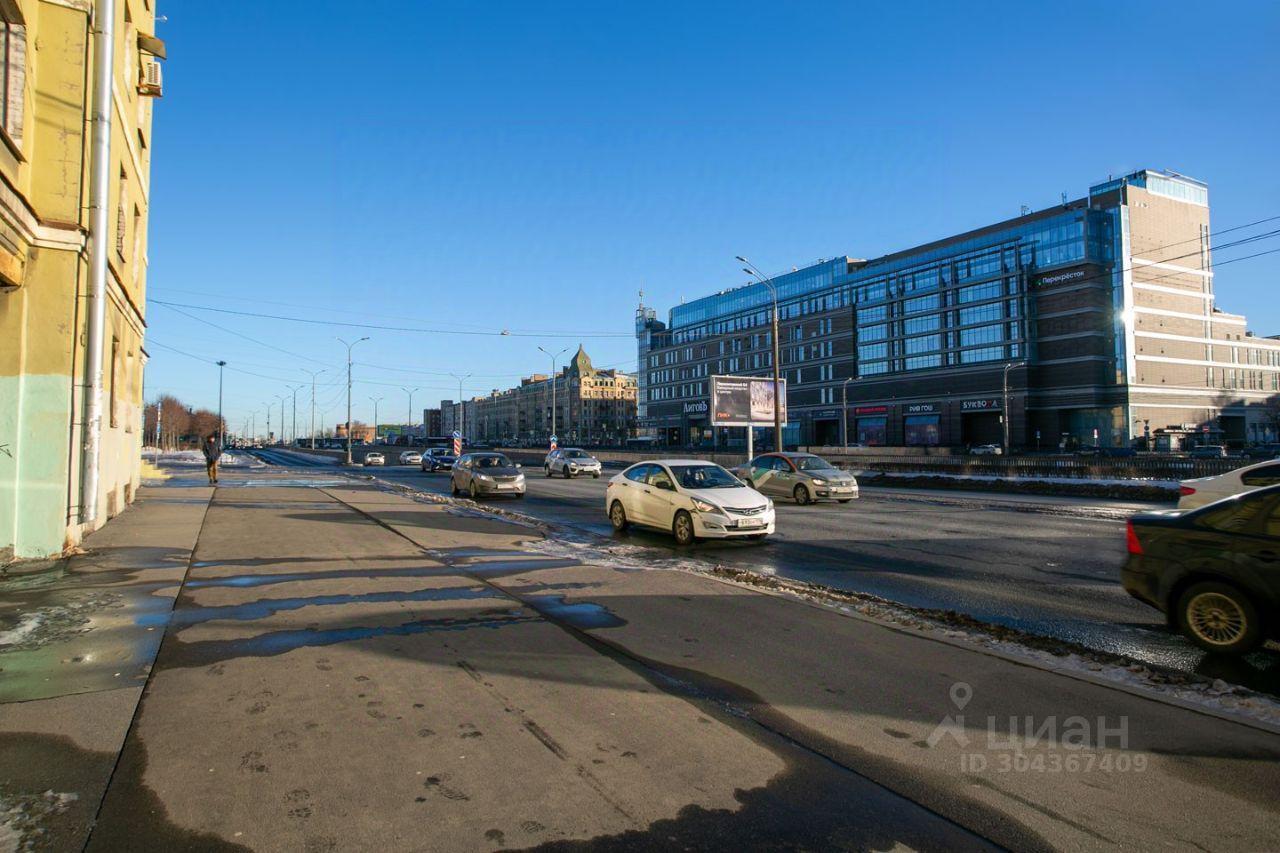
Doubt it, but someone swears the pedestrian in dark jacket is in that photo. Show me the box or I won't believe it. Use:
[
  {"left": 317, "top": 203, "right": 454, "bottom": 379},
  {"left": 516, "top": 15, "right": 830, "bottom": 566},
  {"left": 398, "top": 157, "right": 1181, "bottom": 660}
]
[{"left": 202, "top": 434, "right": 222, "bottom": 485}]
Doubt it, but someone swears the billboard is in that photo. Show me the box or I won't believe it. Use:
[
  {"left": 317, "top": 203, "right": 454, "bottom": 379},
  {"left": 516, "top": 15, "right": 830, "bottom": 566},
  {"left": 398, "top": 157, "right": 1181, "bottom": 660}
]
[{"left": 710, "top": 375, "right": 787, "bottom": 427}]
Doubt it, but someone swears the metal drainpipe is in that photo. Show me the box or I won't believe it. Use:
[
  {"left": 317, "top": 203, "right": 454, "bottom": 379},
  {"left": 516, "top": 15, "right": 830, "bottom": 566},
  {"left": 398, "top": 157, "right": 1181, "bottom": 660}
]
[{"left": 80, "top": 0, "right": 116, "bottom": 526}]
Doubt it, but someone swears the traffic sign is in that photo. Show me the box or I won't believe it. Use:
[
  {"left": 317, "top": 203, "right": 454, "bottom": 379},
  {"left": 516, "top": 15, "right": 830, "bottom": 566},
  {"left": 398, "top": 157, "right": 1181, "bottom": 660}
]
[
  {"left": 451, "top": 430, "right": 462, "bottom": 456},
  {"left": 550, "top": 434, "right": 558, "bottom": 451}
]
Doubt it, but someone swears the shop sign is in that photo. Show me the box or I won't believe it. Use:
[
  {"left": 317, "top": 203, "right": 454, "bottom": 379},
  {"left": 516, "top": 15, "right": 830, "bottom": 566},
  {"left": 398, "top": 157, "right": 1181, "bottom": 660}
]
[
  {"left": 812, "top": 409, "right": 840, "bottom": 419},
  {"left": 904, "top": 402, "right": 938, "bottom": 415},
  {"left": 854, "top": 405, "right": 888, "bottom": 416},
  {"left": 683, "top": 400, "right": 709, "bottom": 415},
  {"left": 961, "top": 399, "right": 1002, "bottom": 411},
  {"left": 1035, "top": 268, "right": 1088, "bottom": 288}
]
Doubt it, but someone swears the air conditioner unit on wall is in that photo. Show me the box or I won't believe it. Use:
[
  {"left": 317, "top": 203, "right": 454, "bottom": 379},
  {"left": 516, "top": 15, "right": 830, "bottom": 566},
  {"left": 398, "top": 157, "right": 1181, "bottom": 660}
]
[{"left": 138, "top": 61, "right": 163, "bottom": 97}]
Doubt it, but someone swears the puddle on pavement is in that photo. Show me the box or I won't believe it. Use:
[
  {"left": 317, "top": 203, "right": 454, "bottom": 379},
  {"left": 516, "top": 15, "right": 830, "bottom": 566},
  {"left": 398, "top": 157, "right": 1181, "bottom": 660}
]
[
  {"left": 185, "top": 565, "right": 461, "bottom": 589},
  {"left": 460, "top": 558, "right": 581, "bottom": 576},
  {"left": 222, "top": 479, "right": 348, "bottom": 488},
  {"left": 520, "top": 594, "right": 625, "bottom": 629},
  {"left": 162, "top": 612, "right": 539, "bottom": 667},
  {"left": 146, "top": 586, "right": 504, "bottom": 629},
  {"left": 0, "top": 566, "right": 179, "bottom": 702}
]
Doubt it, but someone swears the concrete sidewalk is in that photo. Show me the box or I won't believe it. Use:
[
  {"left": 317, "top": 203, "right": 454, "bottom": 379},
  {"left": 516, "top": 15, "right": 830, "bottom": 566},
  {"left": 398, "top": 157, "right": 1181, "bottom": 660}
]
[{"left": 3, "top": 464, "right": 1279, "bottom": 850}]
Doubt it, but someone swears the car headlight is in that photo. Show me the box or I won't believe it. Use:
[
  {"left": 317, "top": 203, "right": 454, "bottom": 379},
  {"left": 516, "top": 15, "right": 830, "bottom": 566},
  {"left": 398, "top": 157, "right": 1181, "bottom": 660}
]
[
  {"left": 515, "top": 474, "right": 525, "bottom": 482},
  {"left": 691, "top": 499, "right": 721, "bottom": 514},
  {"left": 766, "top": 499, "right": 774, "bottom": 511},
  {"left": 810, "top": 478, "right": 826, "bottom": 485},
  {"left": 475, "top": 473, "right": 492, "bottom": 481}
]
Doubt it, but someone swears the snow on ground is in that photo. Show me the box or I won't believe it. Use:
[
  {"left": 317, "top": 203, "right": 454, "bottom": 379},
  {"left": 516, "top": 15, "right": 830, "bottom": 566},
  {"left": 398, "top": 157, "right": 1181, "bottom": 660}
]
[
  {"left": 0, "top": 790, "right": 79, "bottom": 853},
  {"left": 141, "top": 449, "right": 264, "bottom": 468},
  {"left": 866, "top": 470, "right": 1180, "bottom": 490}
]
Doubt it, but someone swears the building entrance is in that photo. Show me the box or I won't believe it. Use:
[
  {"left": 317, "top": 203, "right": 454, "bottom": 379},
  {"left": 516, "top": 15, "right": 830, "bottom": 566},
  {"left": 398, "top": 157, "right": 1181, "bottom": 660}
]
[{"left": 961, "top": 411, "right": 1003, "bottom": 446}]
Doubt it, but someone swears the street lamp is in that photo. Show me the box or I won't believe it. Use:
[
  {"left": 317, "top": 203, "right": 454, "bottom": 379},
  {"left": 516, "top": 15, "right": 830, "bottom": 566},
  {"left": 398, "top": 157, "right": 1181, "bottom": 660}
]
[
  {"left": 738, "top": 257, "right": 784, "bottom": 452},
  {"left": 301, "top": 368, "right": 327, "bottom": 450},
  {"left": 450, "top": 373, "right": 472, "bottom": 442},
  {"left": 841, "top": 375, "right": 861, "bottom": 452},
  {"left": 339, "top": 336, "right": 370, "bottom": 465},
  {"left": 369, "top": 396, "right": 384, "bottom": 442},
  {"left": 215, "top": 360, "right": 227, "bottom": 448},
  {"left": 402, "top": 387, "right": 421, "bottom": 441},
  {"left": 1002, "top": 361, "right": 1027, "bottom": 454},
  {"left": 287, "top": 385, "right": 304, "bottom": 446},
  {"left": 264, "top": 401, "right": 274, "bottom": 445},
  {"left": 275, "top": 394, "right": 290, "bottom": 445},
  {"left": 538, "top": 347, "right": 568, "bottom": 446}
]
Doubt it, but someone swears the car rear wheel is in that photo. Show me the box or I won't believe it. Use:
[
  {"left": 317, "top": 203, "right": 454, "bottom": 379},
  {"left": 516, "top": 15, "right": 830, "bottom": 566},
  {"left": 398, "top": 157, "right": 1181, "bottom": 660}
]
[
  {"left": 450, "top": 479, "right": 460, "bottom": 496},
  {"left": 673, "top": 510, "right": 696, "bottom": 546},
  {"left": 794, "top": 484, "right": 812, "bottom": 505},
  {"left": 545, "top": 466, "right": 552, "bottom": 478},
  {"left": 1177, "top": 581, "right": 1263, "bottom": 655},
  {"left": 609, "top": 501, "right": 629, "bottom": 531}
]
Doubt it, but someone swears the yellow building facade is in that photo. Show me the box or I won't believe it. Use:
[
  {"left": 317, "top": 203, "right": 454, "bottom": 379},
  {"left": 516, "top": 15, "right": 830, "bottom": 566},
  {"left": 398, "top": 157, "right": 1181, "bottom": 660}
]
[{"left": 0, "top": 0, "right": 162, "bottom": 559}]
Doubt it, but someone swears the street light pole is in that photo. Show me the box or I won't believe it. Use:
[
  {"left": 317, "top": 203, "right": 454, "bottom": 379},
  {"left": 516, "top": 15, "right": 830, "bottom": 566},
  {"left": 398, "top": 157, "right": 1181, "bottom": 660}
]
[
  {"left": 339, "top": 337, "right": 370, "bottom": 465},
  {"left": 216, "top": 360, "right": 227, "bottom": 447},
  {"left": 450, "top": 373, "right": 472, "bottom": 441},
  {"left": 369, "top": 396, "right": 384, "bottom": 442},
  {"left": 739, "top": 257, "right": 784, "bottom": 452},
  {"left": 301, "top": 368, "right": 326, "bottom": 450},
  {"left": 287, "top": 385, "right": 303, "bottom": 446},
  {"left": 265, "top": 402, "right": 274, "bottom": 445},
  {"left": 402, "top": 387, "right": 421, "bottom": 441},
  {"left": 1003, "top": 361, "right": 1027, "bottom": 454},
  {"left": 275, "top": 394, "right": 290, "bottom": 445},
  {"left": 538, "top": 347, "right": 568, "bottom": 446},
  {"left": 841, "top": 375, "right": 860, "bottom": 451}
]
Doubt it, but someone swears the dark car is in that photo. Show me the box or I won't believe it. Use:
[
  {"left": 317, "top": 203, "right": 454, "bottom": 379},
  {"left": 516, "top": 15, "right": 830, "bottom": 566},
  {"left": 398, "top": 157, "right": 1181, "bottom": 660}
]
[
  {"left": 1243, "top": 444, "right": 1280, "bottom": 461},
  {"left": 421, "top": 447, "right": 456, "bottom": 472},
  {"left": 1122, "top": 484, "right": 1280, "bottom": 655}
]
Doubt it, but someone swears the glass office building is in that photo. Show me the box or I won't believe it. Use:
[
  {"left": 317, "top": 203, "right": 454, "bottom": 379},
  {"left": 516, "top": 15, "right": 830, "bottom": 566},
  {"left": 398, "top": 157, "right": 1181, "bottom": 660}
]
[{"left": 638, "top": 169, "right": 1280, "bottom": 450}]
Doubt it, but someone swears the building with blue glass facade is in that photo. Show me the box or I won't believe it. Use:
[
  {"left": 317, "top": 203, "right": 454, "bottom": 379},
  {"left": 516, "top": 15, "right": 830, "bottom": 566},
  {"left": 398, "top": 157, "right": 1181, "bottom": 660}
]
[{"left": 637, "top": 169, "right": 1280, "bottom": 450}]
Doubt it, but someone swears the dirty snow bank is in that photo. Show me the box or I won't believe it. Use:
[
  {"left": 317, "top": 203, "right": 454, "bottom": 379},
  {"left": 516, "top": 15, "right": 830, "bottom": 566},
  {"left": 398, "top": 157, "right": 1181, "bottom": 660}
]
[{"left": 141, "top": 449, "right": 264, "bottom": 468}]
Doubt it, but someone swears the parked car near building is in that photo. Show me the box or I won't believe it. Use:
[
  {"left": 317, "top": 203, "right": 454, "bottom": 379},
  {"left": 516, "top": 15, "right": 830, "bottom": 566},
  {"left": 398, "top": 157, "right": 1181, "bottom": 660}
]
[
  {"left": 732, "top": 453, "right": 858, "bottom": 504},
  {"left": 1122, "top": 485, "right": 1280, "bottom": 655},
  {"left": 1189, "top": 445, "right": 1229, "bottom": 459},
  {"left": 970, "top": 444, "right": 1003, "bottom": 456},
  {"left": 1242, "top": 444, "right": 1280, "bottom": 461},
  {"left": 545, "top": 448, "right": 603, "bottom": 478},
  {"left": 606, "top": 460, "right": 775, "bottom": 545},
  {"left": 451, "top": 453, "right": 525, "bottom": 499},
  {"left": 1178, "top": 460, "right": 1280, "bottom": 509}
]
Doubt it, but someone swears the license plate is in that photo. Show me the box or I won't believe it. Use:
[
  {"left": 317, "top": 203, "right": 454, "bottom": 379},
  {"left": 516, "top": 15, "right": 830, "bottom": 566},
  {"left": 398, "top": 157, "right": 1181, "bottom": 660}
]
[
  {"left": 833, "top": 486, "right": 854, "bottom": 493},
  {"left": 736, "top": 518, "right": 764, "bottom": 529},
  {"left": 497, "top": 484, "right": 515, "bottom": 490}
]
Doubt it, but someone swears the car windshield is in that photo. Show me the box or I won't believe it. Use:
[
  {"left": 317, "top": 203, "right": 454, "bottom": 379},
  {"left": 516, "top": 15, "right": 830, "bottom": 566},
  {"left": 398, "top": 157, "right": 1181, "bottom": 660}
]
[
  {"left": 669, "top": 464, "right": 740, "bottom": 489},
  {"left": 565, "top": 450, "right": 589, "bottom": 458},
  {"left": 475, "top": 455, "right": 510, "bottom": 468},
  {"left": 794, "top": 455, "right": 835, "bottom": 471}
]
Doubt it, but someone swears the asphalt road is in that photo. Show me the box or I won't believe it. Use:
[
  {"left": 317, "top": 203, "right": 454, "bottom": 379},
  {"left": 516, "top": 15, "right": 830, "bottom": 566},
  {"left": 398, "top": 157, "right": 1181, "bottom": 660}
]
[{"left": 252, "top": 449, "right": 1280, "bottom": 694}]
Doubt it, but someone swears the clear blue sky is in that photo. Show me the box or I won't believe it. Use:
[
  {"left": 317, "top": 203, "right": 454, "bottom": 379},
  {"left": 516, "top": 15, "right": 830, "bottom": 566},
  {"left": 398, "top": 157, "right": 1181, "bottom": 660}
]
[{"left": 144, "top": 0, "right": 1280, "bottom": 434}]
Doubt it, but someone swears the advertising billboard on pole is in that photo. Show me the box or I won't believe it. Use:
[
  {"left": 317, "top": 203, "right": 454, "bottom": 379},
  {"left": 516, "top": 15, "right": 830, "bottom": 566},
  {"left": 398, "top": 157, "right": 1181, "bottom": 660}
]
[{"left": 710, "top": 375, "right": 787, "bottom": 427}]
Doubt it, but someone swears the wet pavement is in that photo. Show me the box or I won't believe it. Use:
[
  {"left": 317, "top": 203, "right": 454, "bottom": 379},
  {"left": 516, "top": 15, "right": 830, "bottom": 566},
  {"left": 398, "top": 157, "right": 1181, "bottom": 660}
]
[{"left": 325, "top": 460, "right": 1280, "bottom": 696}]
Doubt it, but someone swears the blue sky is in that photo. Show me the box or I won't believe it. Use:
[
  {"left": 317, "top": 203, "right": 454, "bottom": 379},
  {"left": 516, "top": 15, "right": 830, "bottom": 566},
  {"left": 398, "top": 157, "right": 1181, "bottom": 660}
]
[{"left": 144, "top": 0, "right": 1280, "bottom": 434}]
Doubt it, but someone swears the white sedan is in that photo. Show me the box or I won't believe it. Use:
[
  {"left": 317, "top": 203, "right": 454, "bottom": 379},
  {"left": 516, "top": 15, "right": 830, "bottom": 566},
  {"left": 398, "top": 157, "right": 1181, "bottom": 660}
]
[
  {"left": 1177, "top": 459, "right": 1280, "bottom": 509},
  {"left": 363, "top": 452, "right": 385, "bottom": 466},
  {"left": 398, "top": 451, "right": 423, "bottom": 465},
  {"left": 605, "top": 459, "right": 774, "bottom": 546}
]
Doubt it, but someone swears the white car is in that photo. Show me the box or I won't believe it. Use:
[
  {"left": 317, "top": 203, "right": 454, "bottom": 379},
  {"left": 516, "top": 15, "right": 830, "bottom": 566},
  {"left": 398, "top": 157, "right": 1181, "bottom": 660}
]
[
  {"left": 363, "top": 452, "right": 385, "bottom": 466},
  {"left": 545, "top": 448, "right": 602, "bottom": 478},
  {"left": 605, "top": 459, "right": 774, "bottom": 546},
  {"left": 398, "top": 451, "right": 423, "bottom": 465},
  {"left": 970, "top": 444, "right": 1003, "bottom": 456},
  {"left": 1178, "top": 459, "right": 1280, "bottom": 509}
]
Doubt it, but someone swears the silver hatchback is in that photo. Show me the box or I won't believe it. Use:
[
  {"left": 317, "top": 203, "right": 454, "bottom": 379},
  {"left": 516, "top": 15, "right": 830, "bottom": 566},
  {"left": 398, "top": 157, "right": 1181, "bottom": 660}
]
[
  {"left": 735, "top": 453, "right": 858, "bottom": 505},
  {"left": 451, "top": 452, "right": 526, "bottom": 499}
]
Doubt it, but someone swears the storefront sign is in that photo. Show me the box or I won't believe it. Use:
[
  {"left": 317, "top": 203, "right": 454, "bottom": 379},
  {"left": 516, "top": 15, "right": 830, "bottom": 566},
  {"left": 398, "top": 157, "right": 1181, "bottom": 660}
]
[
  {"left": 1035, "top": 268, "right": 1088, "bottom": 288},
  {"left": 812, "top": 409, "right": 840, "bottom": 419},
  {"left": 683, "top": 400, "right": 709, "bottom": 415},
  {"left": 904, "top": 402, "right": 938, "bottom": 415},
  {"left": 961, "top": 399, "right": 1002, "bottom": 411},
  {"left": 854, "top": 405, "right": 888, "bottom": 416}
]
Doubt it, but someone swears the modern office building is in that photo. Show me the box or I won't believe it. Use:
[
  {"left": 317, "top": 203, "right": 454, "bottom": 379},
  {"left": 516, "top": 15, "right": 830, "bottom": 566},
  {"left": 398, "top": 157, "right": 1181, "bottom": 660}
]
[
  {"left": 468, "top": 346, "right": 637, "bottom": 445},
  {"left": 637, "top": 169, "right": 1280, "bottom": 450}
]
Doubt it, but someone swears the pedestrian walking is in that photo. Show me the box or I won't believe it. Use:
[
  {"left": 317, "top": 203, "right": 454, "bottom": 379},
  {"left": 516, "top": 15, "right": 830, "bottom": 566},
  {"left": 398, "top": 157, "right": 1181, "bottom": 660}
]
[{"left": 201, "top": 434, "right": 222, "bottom": 485}]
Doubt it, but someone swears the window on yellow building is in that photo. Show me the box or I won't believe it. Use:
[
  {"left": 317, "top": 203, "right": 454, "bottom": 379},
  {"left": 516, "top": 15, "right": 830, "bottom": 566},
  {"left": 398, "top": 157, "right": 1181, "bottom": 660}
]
[
  {"left": 0, "top": 16, "right": 26, "bottom": 151},
  {"left": 109, "top": 337, "right": 120, "bottom": 428},
  {"left": 117, "top": 168, "right": 129, "bottom": 258}
]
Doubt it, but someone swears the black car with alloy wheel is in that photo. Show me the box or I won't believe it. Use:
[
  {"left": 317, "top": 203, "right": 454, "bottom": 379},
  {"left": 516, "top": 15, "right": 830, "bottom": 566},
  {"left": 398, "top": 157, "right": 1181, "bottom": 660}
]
[{"left": 1122, "top": 483, "right": 1280, "bottom": 655}]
